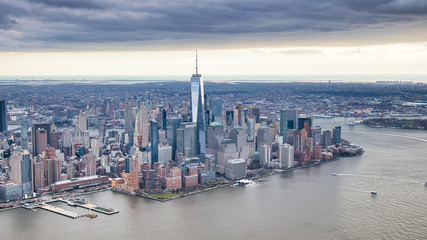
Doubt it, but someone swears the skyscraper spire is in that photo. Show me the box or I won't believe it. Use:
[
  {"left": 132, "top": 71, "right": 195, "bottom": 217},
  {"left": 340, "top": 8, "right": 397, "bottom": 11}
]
[{"left": 196, "top": 50, "right": 198, "bottom": 75}]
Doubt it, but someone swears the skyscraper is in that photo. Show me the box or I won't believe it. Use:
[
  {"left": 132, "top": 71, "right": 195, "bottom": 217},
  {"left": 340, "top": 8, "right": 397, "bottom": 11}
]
[
  {"left": 285, "top": 109, "right": 299, "bottom": 130},
  {"left": 21, "top": 117, "right": 28, "bottom": 150},
  {"left": 0, "top": 99, "right": 7, "bottom": 132},
  {"left": 140, "top": 102, "right": 149, "bottom": 147},
  {"left": 280, "top": 109, "right": 287, "bottom": 144},
  {"left": 190, "top": 52, "right": 206, "bottom": 154},
  {"left": 249, "top": 105, "right": 260, "bottom": 124},
  {"left": 124, "top": 101, "right": 134, "bottom": 146},
  {"left": 31, "top": 123, "right": 51, "bottom": 157},
  {"left": 150, "top": 120, "right": 159, "bottom": 167}
]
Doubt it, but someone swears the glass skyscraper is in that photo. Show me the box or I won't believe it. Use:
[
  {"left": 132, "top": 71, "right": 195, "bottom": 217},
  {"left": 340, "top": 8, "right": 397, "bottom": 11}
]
[
  {"left": 190, "top": 53, "right": 206, "bottom": 154},
  {"left": 0, "top": 99, "right": 7, "bottom": 132}
]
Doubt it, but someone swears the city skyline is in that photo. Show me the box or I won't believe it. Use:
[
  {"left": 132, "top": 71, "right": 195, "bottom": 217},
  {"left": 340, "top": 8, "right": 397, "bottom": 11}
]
[{"left": 0, "top": 0, "right": 427, "bottom": 76}]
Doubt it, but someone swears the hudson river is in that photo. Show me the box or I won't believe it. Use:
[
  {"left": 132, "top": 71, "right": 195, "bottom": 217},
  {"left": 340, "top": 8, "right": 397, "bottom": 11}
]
[{"left": 1, "top": 118, "right": 426, "bottom": 239}]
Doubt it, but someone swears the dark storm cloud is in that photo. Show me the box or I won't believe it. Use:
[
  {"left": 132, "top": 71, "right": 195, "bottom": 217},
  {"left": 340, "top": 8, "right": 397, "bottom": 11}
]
[{"left": 0, "top": 0, "right": 426, "bottom": 51}]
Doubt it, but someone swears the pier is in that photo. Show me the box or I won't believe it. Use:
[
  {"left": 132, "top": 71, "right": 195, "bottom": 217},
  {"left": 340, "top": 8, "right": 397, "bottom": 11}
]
[{"left": 39, "top": 204, "right": 80, "bottom": 219}]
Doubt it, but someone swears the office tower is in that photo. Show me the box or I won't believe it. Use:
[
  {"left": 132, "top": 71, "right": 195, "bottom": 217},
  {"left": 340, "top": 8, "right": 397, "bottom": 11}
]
[
  {"left": 333, "top": 126, "right": 342, "bottom": 145},
  {"left": 206, "top": 122, "right": 224, "bottom": 157},
  {"left": 225, "top": 159, "right": 247, "bottom": 180},
  {"left": 280, "top": 109, "right": 287, "bottom": 143},
  {"left": 124, "top": 101, "right": 134, "bottom": 146},
  {"left": 323, "top": 130, "right": 332, "bottom": 147},
  {"left": 50, "top": 129, "right": 60, "bottom": 149},
  {"left": 77, "top": 114, "right": 88, "bottom": 131},
  {"left": 84, "top": 154, "right": 96, "bottom": 176},
  {"left": 9, "top": 149, "right": 33, "bottom": 197},
  {"left": 279, "top": 144, "right": 294, "bottom": 168},
  {"left": 0, "top": 99, "right": 6, "bottom": 132},
  {"left": 235, "top": 104, "right": 244, "bottom": 127},
  {"left": 33, "top": 160, "right": 45, "bottom": 192},
  {"left": 140, "top": 102, "right": 149, "bottom": 147},
  {"left": 229, "top": 126, "right": 249, "bottom": 160},
  {"left": 41, "top": 147, "right": 61, "bottom": 186},
  {"left": 260, "top": 144, "right": 271, "bottom": 167},
  {"left": 162, "top": 109, "right": 167, "bottom": 133},
  {"left": 190, "top": 53, "right": 206, "bottom": 154},
  {"left": 181, "top": 122, "right": 197, "bottom": 158},
  {"left": 249, "top": 105, "right": 260, "bottom": 124},
  {"left": 311, "top": 127, "right": 322, "bottom": 146},
  {"left": 298, "top": 117, "right": 312, "bottom": 131},
  {"left": 99, "top": 119, "right": 106, "bottom": 144},
  {"left": 256, "top": 125, "right": 272, "bottom": 152},
  {"left": 167, "top": 117, "right": 183, "bottom": 160},
  {"left": 216, "top": 139, "right": 239, "bottom": 174},
  {"left": 158, "top": 145, "right": 172, "bottom": 165},
  {"left": 285, "top": 109, "right": 299, "bottom": 130},
  {"left": 150, "top": 120, "right": 159, "bottom": 167},
  {"left": 247, "top": 118, "right": 254, "bottom": 141},
  {"left": 21, "top": 117, "right": 28, "bottom": 149},
  {"left": 31, "top": 123, "right": 51, "bottom": 157},
  {"left": 210, "top": 98, "right": 223, "bottom": 124}
]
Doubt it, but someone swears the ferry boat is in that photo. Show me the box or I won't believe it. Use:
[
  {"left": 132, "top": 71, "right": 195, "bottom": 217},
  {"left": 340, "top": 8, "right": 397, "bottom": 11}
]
[{"left": 234, "top": 179, "right": 255, "bottom": 186}]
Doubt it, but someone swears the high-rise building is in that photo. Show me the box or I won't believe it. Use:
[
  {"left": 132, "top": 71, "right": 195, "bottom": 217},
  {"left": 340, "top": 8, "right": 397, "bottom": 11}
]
[
  {"left": 31, "top": 123, "right": 51, "bottom": 157},
  {"left": 150, "top": 120, "right": 159, "bottom": 167},
  {"left": 140, "top": 102, "right": 149, "bottom": 147},
  {"left": 21, "top": 117, "right": 28, "bottom": 149},
  {"left": 167, "top": 117, "right": 183, "bottom": 160},
  {"left": 41, "top": 147, "right": 61, "bottom": 186},
  {"left": 210, "top": 98, "right": 223, "bottom": 123},
  {"left": 280, "top": 109, "right": 287, "bottom": 143},
  {"left": 249, "top": 105, "right": 260, "bottom": 124},
  {"left": 298, "top": 117, "right": 312, "bottom": 131},
  {"left": 260, "top": 144, "right": 271, "bottom": 167},
  {"left": 323, "top": 130, "right": 332, "bottom": 147},
  {"left": 285, "top": 109, "right": 299, "bottom": 130},
  {"left": 0, "top": 99, "right": 7, "bottom": 133},
  {"left": 247, "top": 118, "right": 255, "bottom": 141},
  {"left": 84, "top": 154, "right": 96, "bottom": 177},
  {"left": 9, "top": 149, "right": 33, "bottom": 197},
  {"left": 77, "top": 115, "right": 88, "bottom": 131},
  {"left": 124, "top": 101, "right": 134, "bottom": 146},
  {"left": 278, "top": 144, "right": 294, "bottom": 168},
  {"left": 190, "top": 53, "right": 206, "bottom": 154},
  {"left": 333, "top": 126, "right": 342, "bottom": 145},
  {"left": 99, "top": 119, "right": 106, "bottom": 144}
]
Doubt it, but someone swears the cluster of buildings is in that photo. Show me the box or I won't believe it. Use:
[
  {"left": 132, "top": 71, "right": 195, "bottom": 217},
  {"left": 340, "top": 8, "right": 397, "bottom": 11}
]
[{"left": 0, "top": 63, "right": 353, "bottom": 202}]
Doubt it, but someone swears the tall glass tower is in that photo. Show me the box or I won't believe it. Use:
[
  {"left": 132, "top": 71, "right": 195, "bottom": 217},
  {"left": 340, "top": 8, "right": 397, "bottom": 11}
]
[
  {"left": 0, "top": 99, "right": 7, "bottom": 133},
  {"left": 190, "top": 52, "right": 206, "bottom": 154}
]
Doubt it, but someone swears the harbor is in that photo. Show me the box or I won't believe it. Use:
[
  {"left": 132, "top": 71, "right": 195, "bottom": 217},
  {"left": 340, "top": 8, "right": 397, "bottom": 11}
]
[{"left": 21, "top": 197, "right": 118, "bottom": 219}]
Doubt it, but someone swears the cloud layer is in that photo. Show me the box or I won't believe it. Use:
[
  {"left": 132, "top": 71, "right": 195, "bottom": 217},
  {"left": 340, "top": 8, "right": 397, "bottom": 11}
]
[{"left": 1, "top": 0, "right": 427, "bottom": 51}]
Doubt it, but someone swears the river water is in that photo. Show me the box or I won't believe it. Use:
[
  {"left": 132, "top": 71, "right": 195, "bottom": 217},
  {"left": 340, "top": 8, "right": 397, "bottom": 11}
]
[{"left": 1, "top": 118, "right": 426, "bottom": 239}]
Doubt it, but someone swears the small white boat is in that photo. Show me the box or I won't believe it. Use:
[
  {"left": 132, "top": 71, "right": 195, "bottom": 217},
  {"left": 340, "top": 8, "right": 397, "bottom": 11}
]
[
  {"left": 331, "top": 173, "right": 338, "bottom": 176},
  {"left": 347, "top": 119, "right": 355, "bottom": 126},
  {"left": 370, "top": 191, "right": 377, "bottom": 195}
]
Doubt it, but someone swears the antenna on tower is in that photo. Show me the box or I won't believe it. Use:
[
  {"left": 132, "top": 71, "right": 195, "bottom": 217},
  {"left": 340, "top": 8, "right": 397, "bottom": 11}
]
[{"left": 196, "top": 50, "right": 198, "bottom": 75}]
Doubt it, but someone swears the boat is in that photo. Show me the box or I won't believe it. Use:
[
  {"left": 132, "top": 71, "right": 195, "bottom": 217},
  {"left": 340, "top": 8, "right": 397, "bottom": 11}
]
[
  {"left": 347, "top": 119, "right": 355, "bottom": 126},
  {"left": 370, "top": 191, "right": 377, "bottom": 195},
  {"left": 234, "top": 179, "right": 255, "bottom": 186},
  {"left": 331, "top": 173, "right": 338, "bottom": 176}
]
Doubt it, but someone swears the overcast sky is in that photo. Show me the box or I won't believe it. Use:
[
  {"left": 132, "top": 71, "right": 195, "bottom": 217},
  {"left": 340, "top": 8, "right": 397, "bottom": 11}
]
[{"left": 1, "top": 0, "right": 426, "bottom": 76}]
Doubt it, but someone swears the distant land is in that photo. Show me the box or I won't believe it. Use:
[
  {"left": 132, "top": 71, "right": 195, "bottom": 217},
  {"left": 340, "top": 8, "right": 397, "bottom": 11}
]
[
  {"left": 363, "top": 118, "right": 427, "bottom": 130},
  {"left": 0, "top": 74, "right": 427, "bottom": 85}
]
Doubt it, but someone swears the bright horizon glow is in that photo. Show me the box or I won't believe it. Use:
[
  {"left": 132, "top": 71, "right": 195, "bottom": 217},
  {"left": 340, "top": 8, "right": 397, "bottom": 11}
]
[{"left": 1, "top": 42, "right": 426, "bottom": 77}]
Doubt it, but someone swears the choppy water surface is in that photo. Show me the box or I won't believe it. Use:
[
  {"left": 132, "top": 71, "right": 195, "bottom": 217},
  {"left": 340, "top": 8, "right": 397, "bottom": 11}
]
[{"left": 1, "top": 118, "right": 426, "bottom": 239}]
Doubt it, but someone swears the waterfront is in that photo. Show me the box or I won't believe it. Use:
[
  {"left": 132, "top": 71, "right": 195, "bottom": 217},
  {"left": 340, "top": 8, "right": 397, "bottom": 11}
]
[{"left": 1, "top": 118, "right": 426, "bottom": 239}]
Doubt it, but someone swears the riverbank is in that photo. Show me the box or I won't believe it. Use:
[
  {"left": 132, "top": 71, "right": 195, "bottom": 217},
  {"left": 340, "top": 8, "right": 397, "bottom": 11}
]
[{"left": 363, "top": 118, "right": 427, "bottom": 130}]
